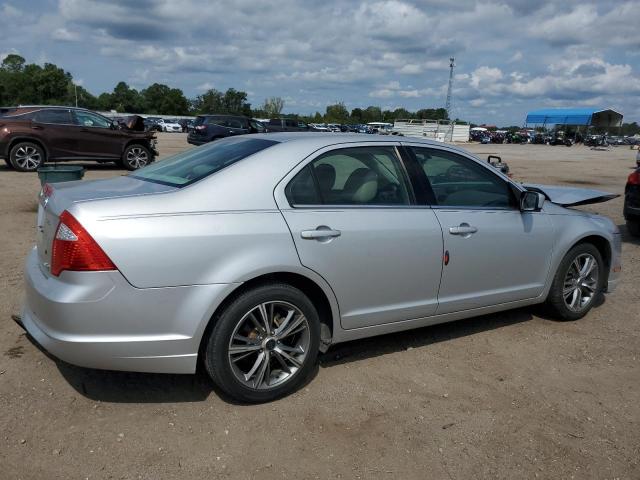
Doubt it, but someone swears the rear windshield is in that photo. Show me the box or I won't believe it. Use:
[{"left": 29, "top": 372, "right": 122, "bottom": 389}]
[{"left": 131, "top": 137, "right": 278, "bottom": 187}]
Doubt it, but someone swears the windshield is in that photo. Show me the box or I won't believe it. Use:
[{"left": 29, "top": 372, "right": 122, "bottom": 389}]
[{"left": 131, "top": 137, "right": 278, "bottom": 187}]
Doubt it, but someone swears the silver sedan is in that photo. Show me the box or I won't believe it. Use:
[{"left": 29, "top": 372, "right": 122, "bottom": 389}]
[{"left": 21, "top": 134, "right": 622, "bottom": 402}]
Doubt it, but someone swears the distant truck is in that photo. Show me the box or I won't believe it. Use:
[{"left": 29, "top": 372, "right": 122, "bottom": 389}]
[{"left": 265, "top": 118, "right": 309, "bottom": 132}]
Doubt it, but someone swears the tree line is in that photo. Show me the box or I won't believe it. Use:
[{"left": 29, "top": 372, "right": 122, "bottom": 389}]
[{"left": 0, "top": 54, "right": 465, "bottom": 125}]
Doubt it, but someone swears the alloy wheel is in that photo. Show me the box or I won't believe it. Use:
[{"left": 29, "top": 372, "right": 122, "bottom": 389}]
[
  {"left": 14, "top": 145, "right": 42, "bottom": 170},
  {"left": 126, "top": 147, "right": 149, "bottom": 169},
  {"left": 563, "top": 253, "right": 599, "bottom": 312},
  {"left": 227, "top": 301, "right": 310, "bottom": 390}
]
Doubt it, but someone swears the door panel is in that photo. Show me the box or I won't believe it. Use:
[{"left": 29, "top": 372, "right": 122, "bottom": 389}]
[
  {"left": 72, "top": 110, "right": 121, "bottom": 159},
  {"left": 405, "top": 144, "right": 555, "bottom": 314},
  {"left": 282, "top": 208, "right": 444, "bottom": 329},
  {"left": 31, "top": 109, "right": 76, "bottom": 158},
  {"left": 279, "top": 144, "right": 444, "bottom": 329},
  {"left": 434, "top": 209, "right": 554, "bottom": 314}
]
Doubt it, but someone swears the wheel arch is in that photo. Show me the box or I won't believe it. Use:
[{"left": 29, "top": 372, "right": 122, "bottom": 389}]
[
  {"left": 197, "top": 270, "right": 340, "bottom": 361},
  {"left": 122, "top": 139, "right": 154, "bottom": 157},
  {"left": 8, "top": 136, "right": 49, "bottom": 160}
]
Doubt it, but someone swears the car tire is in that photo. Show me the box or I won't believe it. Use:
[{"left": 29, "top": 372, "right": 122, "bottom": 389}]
[
  {"left": 9, "top": 141, "right": 45, "bottom": 172},
  {"left": 627, "top": 219, "right": 640, "bottom": 237},
  {"left": 204, "top": 283, "right": 320, "bottom": 403},
  {"left": 4, "top": 157, "right": 13, "bottom": 169},
  {"left": 121, "top": 144, "right": 152, "bottom": 171},
  {"left": 545, "top": 243, "right": 604, "bottom": 321}
]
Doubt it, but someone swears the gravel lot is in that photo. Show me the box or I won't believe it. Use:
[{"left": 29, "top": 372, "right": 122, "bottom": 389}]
[{"left": 1, "top": 133, "right": 638, "bottom": 479}]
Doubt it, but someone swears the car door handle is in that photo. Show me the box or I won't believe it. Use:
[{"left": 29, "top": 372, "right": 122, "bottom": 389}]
[
  {"left": 449, "top": 224, "right": 478, "bottom": 235},
  {"left": 301, "top": 228, "right": 341, "bottom": 240},
  {"left": 31, "top": 125, "right": 43, "bottom": 130}
]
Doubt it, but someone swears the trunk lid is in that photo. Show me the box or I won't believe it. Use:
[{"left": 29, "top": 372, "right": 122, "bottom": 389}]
[{"left": 36, "top": 176, "right": 176, "bottom": 270}]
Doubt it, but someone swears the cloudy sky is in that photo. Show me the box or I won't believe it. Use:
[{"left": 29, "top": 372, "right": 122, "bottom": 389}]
[{"left": 2, "top": 0, "right": 640, "bottom": 124}]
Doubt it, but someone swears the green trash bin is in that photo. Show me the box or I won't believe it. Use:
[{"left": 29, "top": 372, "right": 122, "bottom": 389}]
[{"left": 37, "top": 165, "right": 85, "bottom": 186}]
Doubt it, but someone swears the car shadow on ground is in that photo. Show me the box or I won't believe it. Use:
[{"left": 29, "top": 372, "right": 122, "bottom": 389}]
[
  {"left": 618, "top": 223, "right": 640, "bottom": 245},
  {"left": 319, "top": 308, "right": 534, "bottom": 367},
  {"left": 19, "top": 307, "right": 535, "bottom": 405}
]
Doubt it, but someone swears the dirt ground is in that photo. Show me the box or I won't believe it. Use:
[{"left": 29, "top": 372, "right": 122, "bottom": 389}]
[{"left": 1, "top": 133, "right": 638, "bottom": 479}]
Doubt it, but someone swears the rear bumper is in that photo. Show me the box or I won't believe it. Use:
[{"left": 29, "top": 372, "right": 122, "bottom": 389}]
[{"left": 21, "top": 247, "right": 236, "bottom": 374}]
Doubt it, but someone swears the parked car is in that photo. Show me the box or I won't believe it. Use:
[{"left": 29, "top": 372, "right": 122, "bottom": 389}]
[
  {"left": 19, "top": 134, "right": 621, "bottom": 403},
  {"left": 143, "top": 117, "right": 163, "bottom": 132},
  {"left": 265, "top": 118, "right": 310, "bottom": 132},
  {"left": 187, "top": 115, "right": 265, "bottom": 145},
  {"left": 0, "top": 106, "right": 157, "bottom": 171},
  {"left": 156, "top": 118, "right": 182, "bottom": 133},
  {"left": 308, "top": 123, "right": 330, "bottom": 132},
  {"left": 179, "top": 119, "right": 194, "bottom": 133},
  {"left": 624, "top": 168, "right": 640, "bottom": 237}
]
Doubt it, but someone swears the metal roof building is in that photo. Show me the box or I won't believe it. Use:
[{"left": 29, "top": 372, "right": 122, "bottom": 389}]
[{"left": 525, "top": 108, "right": 623, "bottom": 127}]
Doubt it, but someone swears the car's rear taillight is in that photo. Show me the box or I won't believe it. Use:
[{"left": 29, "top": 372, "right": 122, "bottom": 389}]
[
  {"left": 51, "top": 210, "right": 116, "bottom": 276},
  {"left": 628, "top": 170, "right": 640, "bottom": 186}
]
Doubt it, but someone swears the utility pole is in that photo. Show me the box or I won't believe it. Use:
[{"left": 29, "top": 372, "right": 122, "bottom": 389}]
[
  {"left": 74, "top": 83, "right": 78, "bottom": 107},
  {"left": 445, "top": 57, "right": 455, "bottom": 120}
]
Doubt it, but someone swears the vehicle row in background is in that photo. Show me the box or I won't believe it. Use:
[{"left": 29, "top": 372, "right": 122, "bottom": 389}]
[{"left": 0, "top": 106, "right": 157, "bottom": 171}]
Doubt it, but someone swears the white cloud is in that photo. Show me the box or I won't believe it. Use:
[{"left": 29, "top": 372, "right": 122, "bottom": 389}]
[{"left": 51, "top": 28, "right": 80, "bottom": 41}]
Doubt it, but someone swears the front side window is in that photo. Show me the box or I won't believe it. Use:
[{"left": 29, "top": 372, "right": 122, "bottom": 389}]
[
  {"left": 285, "top": 119, "right": 297, "bottom": 128},
  {"left": 74, "top": 111, "right": 111, "bottom": 128},
  {"left": 132, "top": 137, "right": 277, "bottom": 187},
  {"left": 411, "top": 147, "right": 514, "bottom": 208},
  {"left": 33, "top": 109, "right": 72, "bottom": 124},
  {"left": 286, "top": 146, "right": 412, "bottom": 206}
]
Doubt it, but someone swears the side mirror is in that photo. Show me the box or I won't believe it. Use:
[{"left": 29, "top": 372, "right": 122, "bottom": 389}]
[
  {"left": 520, "top": 191, "right": 545, "bottom": 212},
  {"left": 110, "top": 121, "right": 119, "bottom": 130}
]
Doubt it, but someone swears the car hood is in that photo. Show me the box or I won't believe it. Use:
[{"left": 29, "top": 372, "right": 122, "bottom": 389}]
[{"left": 524, "top": 183, "right": 619, "bottom": 207}]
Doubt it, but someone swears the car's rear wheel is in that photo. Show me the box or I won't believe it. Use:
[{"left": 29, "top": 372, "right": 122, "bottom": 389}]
[
  {"left": 204, "top": 283, "right": 320, "bottom": 403},
  {"left": 4, "top": 157, "right": 13, "bottom": 168},
  {"left": 9, "top": 142, "right": 45, "bottom": 172},
  {"left": 121, "top": 144, "right": 152, "bottom": 170},
  {"left": 545, "top": 243, "right": 604, "bottom": 320},
  {"left": 627, "top": 219, "right": 640, "bottom": 237}
]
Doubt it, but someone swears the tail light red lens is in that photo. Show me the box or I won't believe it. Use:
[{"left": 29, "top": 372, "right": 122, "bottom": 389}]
[
  {"left": 628, "top": 170, "right": 640, "bottom": 186},
  {"left": 51, "top": 211, "right": 116, "bottom": 276}
]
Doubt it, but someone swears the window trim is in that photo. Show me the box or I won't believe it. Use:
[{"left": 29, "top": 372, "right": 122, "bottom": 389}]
[
  {"left": 402, "top": 143, "right": 522, "bottom": 211},
  {"left": 283, "top": 143, "right": 418, "bottom": 209}
]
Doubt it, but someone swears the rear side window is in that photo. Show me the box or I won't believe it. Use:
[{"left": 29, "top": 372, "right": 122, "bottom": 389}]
[
  {"left": 269, "top": 119, "right": 281, "bottom": 126},
  {"left": 285, "top": 119, "right": 297, "bottom": 128},
  {"left": 33, "top": 109, "right": 73, "bottom": 124},
  {"left": 132, "top": 137, "right": 277, "bottom": 187},
  {"left": 286, "top": 146, "right": 412, "bottom": 206}
]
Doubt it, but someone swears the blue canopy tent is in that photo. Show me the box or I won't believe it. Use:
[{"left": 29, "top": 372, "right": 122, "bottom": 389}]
[{"left": 525, "top": 108, "right": 623, "bottom": 128}]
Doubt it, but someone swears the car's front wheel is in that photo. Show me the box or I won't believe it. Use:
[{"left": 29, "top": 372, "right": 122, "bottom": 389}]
[
  {"left": 9, "top": 141, "right": 45, "bottom": 172},
  {"left": 204, "top": 283, "right": 320, "bottom": 403},
  {"left": 121, "top": 144, "right": 152, "bottom": 170},
  {"left": 545, "top": 243, "right": 604, "bottom": 320}
]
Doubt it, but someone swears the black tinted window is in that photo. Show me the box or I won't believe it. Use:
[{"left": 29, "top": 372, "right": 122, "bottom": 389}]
[
  {"left": 286, "top": 166, "right": 320, "bottom": 205},
  {"left": 132, "top": 137, "right": 278, "bottom": 187},
  {"left": 285, "top": 119, "right": 297, "bottom": 128},
  {"left": 269, "top": 119, "right": 281, "bottom": 125},
  {"left": 412, "top": 147, "right": 514, "bottom": 208},
  {"left": 34, "top": 109, "right": 72, "bottom": 124}
]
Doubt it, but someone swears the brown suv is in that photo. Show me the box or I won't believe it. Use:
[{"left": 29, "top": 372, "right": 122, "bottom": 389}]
[{"left": 0, "top": 106, "right": 158, "bottom": 171}]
